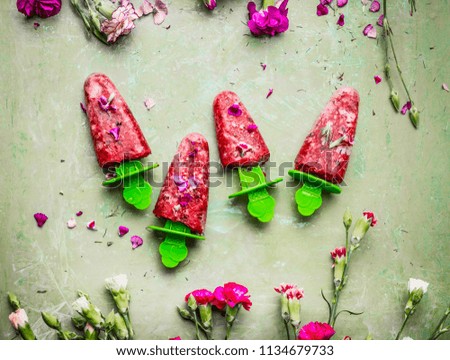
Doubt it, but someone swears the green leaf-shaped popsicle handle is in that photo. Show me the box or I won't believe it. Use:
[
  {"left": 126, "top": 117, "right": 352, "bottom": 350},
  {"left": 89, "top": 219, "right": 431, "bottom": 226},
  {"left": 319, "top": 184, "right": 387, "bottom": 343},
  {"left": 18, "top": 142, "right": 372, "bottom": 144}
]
[
  {"left": 147, "top": 221, "right": 205, "bottom": 268},
  {"left": 288, "top": 170, "right": 341, "bottom": 217},
  {"left": 228, "top": 166, "right": 282, "bottom": 223}
]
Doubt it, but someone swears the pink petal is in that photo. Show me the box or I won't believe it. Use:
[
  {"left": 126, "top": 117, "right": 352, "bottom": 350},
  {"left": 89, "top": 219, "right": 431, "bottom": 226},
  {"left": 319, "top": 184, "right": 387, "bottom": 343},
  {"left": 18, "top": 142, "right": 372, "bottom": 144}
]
[
  {"left": 442, "top": 83, "right": 449, "bottom": 92},
  {"left": 33, "top": 22, "right": 40, "bottom": 29},
  {"left": 316, "top": 3, "right": 329, "bottom": 16},
  {"left": 80, "top": 102, "right": 87, "bottom": 113},
  {"left": 247, "top": 124, "right": 258, "bottom": 132},
  {"left": 34, "top": 213, "right": 48, "bottom": 228},
  {"left": 142, "top": 0, "right": 155, "bottom": 15},
  {"left": 363, "top": 24, "right": 373, "bottom": 36},
  {"left": 67, "top": 218, "right": 77, "bottom": 229},
  {"left": 266, "top": 88, "right": 273, "bottom": 99},
  {"left": 76, "top": 211, "right": 83, "bottom": 217},
  {"left": 228, "top": 103, "right": 243, "bottom": 117},
  {"left": 109, "top": 127, "right": 120, "bottom": 141},
  {"left": 374, "top": 75, "right": 382, "bottom": 84},
  {"left": 153, "top": 0, "right": 168, "bottom": 25},
  {"left": 337, "top": 0, "right": 348, "bottom": 7},
  {"left": 401, "top": 101, "right": 412, "bottom": 115},
  {"left": 169, "top": 336, "right": 182, "bottom": 340},
  {"left": 87, "top": 220, "right": 97, "bottom": 230},
  {"left": 260, "top": 63, "right": 267, "bottom": 71},
  {"left": 131, "top": 235, "right": 143, "bottom": 249},
  {"left": 144, "top": 97, "right": 156, "bottom": 110},
  {"left": 118, "top": 226, "right": 129, "bottom": 237},
  {"left": 369, "top": 0, "right": 381, "bottom": 12},
  {"left": 377, "top": 14, "right": 384, "bottom": 27},
  {"left": 367, "top": 26, "right": 377, "bottom": 39},
  {"left": 337, "top": 14, "right": 345, "bottom": 26}
]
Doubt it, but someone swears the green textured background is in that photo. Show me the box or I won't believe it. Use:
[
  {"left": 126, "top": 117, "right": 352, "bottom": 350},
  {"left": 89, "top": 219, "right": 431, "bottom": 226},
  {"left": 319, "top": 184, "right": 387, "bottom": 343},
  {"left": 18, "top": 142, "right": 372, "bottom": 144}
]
[{"left": 0, "top": 0, "right": 448, "bottom": 340}]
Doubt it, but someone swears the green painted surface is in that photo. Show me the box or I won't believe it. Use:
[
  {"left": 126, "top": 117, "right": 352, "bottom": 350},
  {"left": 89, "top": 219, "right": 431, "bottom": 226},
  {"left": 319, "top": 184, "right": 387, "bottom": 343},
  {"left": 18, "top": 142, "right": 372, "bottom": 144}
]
[{"left": 0, "top": 1, "right": 448, "bottom": 340}]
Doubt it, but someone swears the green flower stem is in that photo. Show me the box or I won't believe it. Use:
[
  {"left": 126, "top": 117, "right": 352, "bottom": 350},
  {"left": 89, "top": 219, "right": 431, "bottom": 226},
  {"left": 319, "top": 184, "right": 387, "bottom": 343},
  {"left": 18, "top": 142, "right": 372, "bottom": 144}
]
[
  {"left": 284, "top": 320, "right": 291, "bottom": 340},
  {"left": 225, "top": 323, "right": 233, "bottom": 340},
  {"left": 192, "top": 311, "right": 202, "bottom": 340},
  {"left": 122, "top": 313, "right": 134, "bottom": 339},
  {"left": 263, "top": 0, "right": 275, "bottom": 9},
  {"left": 429, "top": 307, "right": 450, "bottom": 340},
  {"left": 291, "top": 324, "right": 299, "bottom": 339},
  {"left": 395, "top": 313, "right": 411, "bottom": 340}
]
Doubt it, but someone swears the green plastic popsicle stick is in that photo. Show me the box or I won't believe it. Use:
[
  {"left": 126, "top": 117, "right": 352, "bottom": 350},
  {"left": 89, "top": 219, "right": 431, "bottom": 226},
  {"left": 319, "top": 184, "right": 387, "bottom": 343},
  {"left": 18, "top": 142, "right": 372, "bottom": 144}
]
[
  {"left": 147, "top": 220, "right": 204, "bottom": 268},
  {"left": 228, "top": 166, "right": 283, "bottom": 223},
  {"left": 102, "top": 160, "right": 158, "bottom": 210},
  {"left": 288, "top": 170, "right": 341, "bottom": 217}
]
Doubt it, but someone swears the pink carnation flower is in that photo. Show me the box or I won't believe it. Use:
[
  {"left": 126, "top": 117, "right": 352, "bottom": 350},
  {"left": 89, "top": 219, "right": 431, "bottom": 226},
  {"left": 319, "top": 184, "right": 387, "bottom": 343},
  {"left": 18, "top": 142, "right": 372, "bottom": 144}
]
[
  {"left": 285, "top": 287, "right": 304, "bottom": 300},
  {"left": 101, "top": 0, "right": 139, "bottom": 43},
  {"left": 247, "top": 0, "right": 289, "bottom": 37},
  {"left": 330, "top": 246, "right": 346, "bottom": 261},
  {"left": 362, "top": 211, "right": 377, "bottom": 227},
  {"left": 9, "top": 309, "right": 29, "bottom": 330},
  {"left": 185, "top": 289, "right": 215, "bottom": 305},
  {"left": 274, "top": 283, "right": 296, "bottom": 294},
  {"left": 213, "top": 282, "right": 252, "bottom": 311},
  {"left": 17, "top": 0, "right": 61, "bottom": 18},
  {"left": 298, "top": 321, "right": 335, "bottom": 340}
]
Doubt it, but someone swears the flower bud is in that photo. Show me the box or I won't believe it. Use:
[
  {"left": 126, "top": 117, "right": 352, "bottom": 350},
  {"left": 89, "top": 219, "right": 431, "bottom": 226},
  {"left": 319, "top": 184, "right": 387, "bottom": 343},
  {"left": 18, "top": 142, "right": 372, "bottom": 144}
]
[
  {"left": 390, "top": 90, "right": 400, "bottom": 112},
  {"left": 84, "top": 323, "right": 99, "bottom": 340},
  {"left": 198, "top": 304, "right": 212, "bottom": 329},
  {"left": 280, "top": 295, "right": 290, "bottom": 322},
  {"left": 113, "top": 314, "right": 129, "bottom": 340},
  {"left": 331, "top": 247, "right": 347, "bottom": 288},
  {"left": 343, "top": 208, "right": 352, "bottom": 230},
  {"left": 187, "top": 294, "right": 198, "bottom": 311},
  {"left": 384, "top": 64, "right": 391, "bottom": 79},
  {"left": 350, "top": 218, "right": 370, "bottom": 249},
  {"left": 41, "top": 312, "right": 61, "bottom": 331},
  {"left": 409, "top": 106, "right": 419, "bottom": 128},
  {"left": 71, "top": 314, "right": 87, "bottom": 330},
  {"left": 93, "top": 0, "right": 116, "bottom": 19},
  {"left": 8, "top": 292, "right": 21, "bottom": 311},
  {"left": 177, "top": 307, "right": 194, "bottom": 320}
]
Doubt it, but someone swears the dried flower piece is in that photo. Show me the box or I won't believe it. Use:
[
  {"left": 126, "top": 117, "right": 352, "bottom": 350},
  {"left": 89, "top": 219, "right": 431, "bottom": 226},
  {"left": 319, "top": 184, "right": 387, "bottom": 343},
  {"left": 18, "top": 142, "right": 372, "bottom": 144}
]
[
  {"left": 369, "top": 0, "right": 380, "bottom": 12},
  {"left": 118, "top": 226, "right": 129, "bottom": 237},
  {"left": 374, "top": 75, "right": 382, "bottom": 84},
  {"left": 67, "top": 218, "right": 77, "bottom": 229},
  {"left": 228, "top": 103, "right": 243, "bottom": 117},
  {"left": 34, "top": 212, "right": 48, "bottom": 227},
  {"left": 266, "top": 88, "right": 274, "bottom": 98},
  {"left": 130, "top": 235, "right": 143, "bottom": 249},
  {"left": 337, "top": 14, "right": 345, "bottom": 26},
  {"left": 87, "top": 220, "right": 97, "bottom": 230}
]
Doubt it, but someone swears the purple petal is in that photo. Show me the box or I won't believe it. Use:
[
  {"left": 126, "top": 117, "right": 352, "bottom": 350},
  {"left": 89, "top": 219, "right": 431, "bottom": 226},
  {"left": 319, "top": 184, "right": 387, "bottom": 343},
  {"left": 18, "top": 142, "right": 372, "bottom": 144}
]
[
  {"left": 367, "top": 26, "right": 377, "bottom": 38},
  {"left": 261, "top": 63, "right": 267, "bottom": 71},
  {"left": 118, "top": 226, "right": 129, "bottom": 237},
  {"left": 34, "top": 22, "right": 40, "bottom": 29},
  {"left": 337, "top": 14, "right": 345, "bottom": 26},
  {"left": 247, "top": 124, "right": 258, "bottom": 132},
  {"left": 76, "top": 211, "right": 83, "bottom": 217},
  {"left": 374, "top": 75, "right": 382, "bottom": 84},
  {"left": 266, "top": 88, "right": 273, "bottom": 99},
  {"left": 363, "top": 24, "right": 373, "bottom": 36},
  {"left": 337, "top": 0, "right": 348, "bottom": 7},
  {"left": 80, "top": 102, "right": 87, "bottom": 113},
  {"left": 316, "top": 3, "right": 329, "bottom": 16},
  {"left": 131, "top": 235, "right": 143, "bottom": 249},
  {"left": 320, "top": 0, "right": 333, "bottom": 4},
  {"left": 144, "top": 97, "right": 155, "bottom": 110},
  {"left": 401, "top": 101, "right": 412, "bottom": 115},
  {"left": 228, "top": 103, "right": 243, "bottom": 117},
  {"left": 377, "top": 14, "right": 384, "bottom": 27},
  {"left": 369, "top": 0, "right": 380, "bottom": 13},
  {"left": 34, "top": 213, "right": 48, "bottom": 228},
  {"left": 109, "top": 127, "right": 120, "bottom": 141}
]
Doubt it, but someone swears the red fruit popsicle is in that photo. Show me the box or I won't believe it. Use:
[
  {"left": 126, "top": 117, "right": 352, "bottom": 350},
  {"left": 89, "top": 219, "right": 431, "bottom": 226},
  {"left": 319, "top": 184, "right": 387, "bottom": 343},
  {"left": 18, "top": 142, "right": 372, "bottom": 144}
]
[
  {"left": 213, "top": 91, "right": 282, "bottom": 222},
  {"left": 84, "top": 73, "right": 158, "bottom": 210},
  {"left": 288, "top": 87, "right": 360, "bottom": 216},
  {"left": 148, "top": 133, "right": 209, "bottom": 268}
]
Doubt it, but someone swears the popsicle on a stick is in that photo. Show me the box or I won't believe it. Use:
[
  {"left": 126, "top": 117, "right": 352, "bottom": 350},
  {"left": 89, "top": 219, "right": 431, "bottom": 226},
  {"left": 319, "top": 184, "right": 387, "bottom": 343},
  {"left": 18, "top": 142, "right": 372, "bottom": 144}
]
[
  {"left": 148, "top": 133, "right": 209, "bottom": 268},
  {"left": 213, "top": 91, "right": 282, "bottom": 222},
  {"left": 84, "top": 73, "right": 158, "bottom": 210},
  {"left": 288, "top": 87, "right": 360, "bottom": 216}
]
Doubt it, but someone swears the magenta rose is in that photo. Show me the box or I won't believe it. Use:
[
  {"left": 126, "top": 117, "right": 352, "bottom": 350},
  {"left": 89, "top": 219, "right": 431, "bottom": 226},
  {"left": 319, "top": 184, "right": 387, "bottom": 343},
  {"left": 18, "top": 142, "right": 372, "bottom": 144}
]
[
  {"left": 247, "top": 0, "right": 289, "bottom": 37},
  {"left": 184, "top": 289, "right": 215, "bottom": 305},
  {"left": 298, "top": 322, "right": 336, "bottom": 340}
]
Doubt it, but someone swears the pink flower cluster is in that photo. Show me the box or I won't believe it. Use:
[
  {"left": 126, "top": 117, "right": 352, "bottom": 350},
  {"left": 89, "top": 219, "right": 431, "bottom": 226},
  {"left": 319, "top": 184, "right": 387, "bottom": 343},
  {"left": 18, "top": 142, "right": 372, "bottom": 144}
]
[
  {"left": 274, "top": 283, "right": 304, "bottom": 300},
  {"left": 298, "top": 321, "right": 335, "bottom": 340},
  {"left": 247, "top": 0, "right": 289, "bottom": 37},
  {"left": 17, "top": 0, "right": 61, "bottom": 18},
  {"left": 185, "top": 282, "right": 252, "bottom": 311}
]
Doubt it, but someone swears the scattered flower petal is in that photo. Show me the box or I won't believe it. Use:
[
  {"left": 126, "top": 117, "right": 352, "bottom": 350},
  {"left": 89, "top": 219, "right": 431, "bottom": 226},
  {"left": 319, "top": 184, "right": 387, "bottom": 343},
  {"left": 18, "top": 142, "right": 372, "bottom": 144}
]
[
  {"left": 369, "top": 0, "right": 380, "bottom": 12},
  {"left": 320, "top": 0, "right": 333, "bottom": 4},
  {"left": 203, "top": 0, "right": 217, "bottom": 10},
  {"left": 80, "top": 102, "right": 87, "bottom": 113},
  {"left": 130, "top": 235, "right": 143, "bottom": 249},
  {"left": 109, "top": 127, "right": 120, "bottom": 141},
  {"left": 136, "top": 0, "right": 154, "bottom": 18},
  {"left": 367, "top": 26, "right": 377, "bottom": 38},
  {"left": 316, "top": 3, "right": 329, "bottom": 16},
  {"left": 337, "top": 0, "right": 348, "bottom": 7},
  {"left": 266, "top": 88, "right": 273, "bottom": 99},
  {"left": 144, "top": 97, "right": 156, "bottom": 110},
  {"left": 260, "top": 63, "right": 267, "bottom": 71},
  {"left": 442, "top": 83, "right": 449, "bottom": 92},
  {"left": 247, "top": 124, "right": 258, "bottom": 132},
  {"left": 67, "top": 218, "right": 77, "bottom": 229},
  {"left": 228, "top": 103, "right": 243, "bottom": 117},
  {"left": 337, "top": 14, "right": 345, "bottom": 26},
  {"left": 179, "top": 193, "right": 193, "bottom": 207},
  {"left": 374, "top": 75, "right": 382, "bottom": 84},
  {"left": 153, "top": 0, "right": 168, "bottom": 25},
  {"left": 363, "top": 24, "right": 373, "bottom": 36},
  {"left": 87, "top": 220, "right": 96, "bottom": 230},
  {"left": 169, "top": 336, "right": 182, "bottom": 340},
  {"left": 400, "top": 101, "right": 412, "bottom": 115},
  {"left": 343, "top": 336, "right": 352, "bottom": 340},
  {"left": 34, "top": 212, "right": 48, "bottom": 228},
  {"left": 118, "top": 226, "right": 129, "bottom": 237},
  {"left": 33, "top": 22, "right": 40, "bottom": 29},
  {"left": 76, "top": 211, "right": 83, "bottom": 217},
  {"left": 377, "top": 14, "right": 384, "bottom": 27}
]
